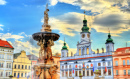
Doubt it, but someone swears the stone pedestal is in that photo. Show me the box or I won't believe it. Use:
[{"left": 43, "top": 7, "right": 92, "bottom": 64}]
[
  {"left": 33, "top": 63, "right": 58, "bottom": 79},
  {"left": 94, "top": 71, "right": 101, "bottom": 79}
]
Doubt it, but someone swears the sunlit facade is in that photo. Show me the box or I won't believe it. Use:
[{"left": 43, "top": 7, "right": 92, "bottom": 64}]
[
  {"left": 0, "top": 39, "right": 14, "bottom": 79},
  {"left": 60, "top": 18, "right": 114, "bottom": 79},
  {"left": 113, "top": 47, "right": 130, "bottom": 79},
  {"left": 12, "top": 50, "right": 31, "bottom": 79}
]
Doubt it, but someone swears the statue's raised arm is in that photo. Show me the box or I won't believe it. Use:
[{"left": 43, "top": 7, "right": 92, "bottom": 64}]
[{"left": 44, "top": 4, "right": 49, "bottom": 25}]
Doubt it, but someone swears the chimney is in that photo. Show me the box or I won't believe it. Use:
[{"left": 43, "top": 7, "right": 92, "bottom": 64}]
[
  {"left": 102, "top": 48, "right": 104, "bottom": 53},
  {"left": 97, "top": 49, "right": 99, "bottom": 54},
  {"left": 71, "top": 52, "right": 73, "bottom": 57}
]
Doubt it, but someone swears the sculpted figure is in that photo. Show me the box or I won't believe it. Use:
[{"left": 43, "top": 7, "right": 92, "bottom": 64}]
[{"left": 44, "top": 4, "right": 49, "bottom": 25}]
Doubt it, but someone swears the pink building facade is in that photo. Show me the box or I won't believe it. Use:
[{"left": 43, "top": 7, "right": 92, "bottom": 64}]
[{"left": 27, "top": 54, "right": 38, "bottom": 79}]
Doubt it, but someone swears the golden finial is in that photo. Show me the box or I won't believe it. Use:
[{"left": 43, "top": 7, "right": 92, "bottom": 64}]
[
  {"left": 84, "top": 11, "right": 86, "bottom": 19},
  {"left": 108, "top": 28, "right": 110, "bottom": 33}
]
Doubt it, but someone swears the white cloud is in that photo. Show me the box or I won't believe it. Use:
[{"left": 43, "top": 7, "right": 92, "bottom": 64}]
[
  {"left": 49, "top": 0, "right": 58, "bottom": 6},
  {"left": 11, "top": 40, "right": 39, "bottom": 56},
  {"left": 0, "top": 33, "right": 24, "bottom": 40},
  {"left": 0, "top": 0, "right": 7, "bottom": 5},
  {"left": 52, "top": 40, "right": 77, "bottom": 56},
  {"left": 0, "top": 24, "right": 4, "bottom": 31},
  {"left": 42, "top": 12, "right": 93, "bottom": 36}
]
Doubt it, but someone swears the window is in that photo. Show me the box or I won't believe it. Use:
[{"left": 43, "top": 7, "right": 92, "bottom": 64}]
[
  {"left": 69, "top": 71, "right": 72, "bottom": 77},
  {"left": 62, "top": 71, "right": 64, "bottom": 77},
  {"left": 7, "top": 55, "right": 11, "bottom": 60},
  {"left": 108, "top": 69, "right": 111, "bottom": 75},
  {"left": 79, "top": 65, "right": 81, "bottom": 69},
  {"left": 18, "top": 65, "right": 20, "bottom": 69},
  {"left": 79, "top": 49, "right": 81, "bottom": 55},
  {"left": 83, "top": 70, "right": 85, "bottom": 76},
  {"left": 123, "top": 60, "right": 125, "bottom": 65},
  {"left": 6, "top": 72, "right": 10, "bottom": 77},
  {"left": 128, "top": 70, "right": 130, "bottom": 75},
  {"left": 82, "top": 48, "right": 85, "bottom": 55},
  {"left": 87, "top": 70, "right": 89, "bottom": 76},
  {"left": 65, "top": 71, "right": 68, "bottom": 77},
  {"left": 127, "top": 60, "right": 129, "bottom": 65},
  {"left": 98, "top": 63, "right": 101, "bottom": 66},
  {"left": 22, "top": 65, "right": 24, "bottom": 69},
  {"left": 124, "top": 70, "right": 126, "bottom": 75},
  {"left": 108, "top": 61, "right": 111, "bottom": 66},
  {"left": 116, "top": 70, "right": 118, "bottom": 75},
  {"left": 25, "top": 65, "right": 27, "bottom": 69},
  {"left": 75, "top": 71, "right": 78, "bottom": 76},
  {"left": 69, "top": 65, "right": 71, "bottom": 68},
  {"left": 18, "top": 73, "right": 20, "bottom": 77},
  {"left": 0, "top": 54, "right": 4, "bottom": 59},
  {"left": 103, "top": 62, "right": 105, "bottom": 66},
  {"left": 91, "top": 70, "right": 93, "bottom": 76},
  {"left": 7, "top": 63, "right": 11, "bottom": 68},
  {"left": 0, "top": 62, "right": 4, "bottom": 68},
  {"left": 66, "top": 65, "right": 67, "bottom": 69},
  {"left": 103, "top": 69, "right": 106, "bottom": 75},
  {"left": 0, "top": 71, "right": 3, "bottom": 77},
  {"left": 21, "top": 73, "right": 23, "bottom": 77},
  {"left": 62, "top": 66, "right": 64, "bottom": 69},
  {"left": 115, "top": 61, "right": 118, "bottom": 66},
  {"left": 87, "top": 48, "right": 89, "bottom": 54},
  {"left": 14, "top": 73, "right": 16, "bottom": 77},
  {"left": 29, "top": 66, "right": 30, "bottom": 69},
  {"left": 14, "top": 65, "right": 16, "bottom": 69},
  {"left": 62, "top": 52, "right": 64, "bottom": 57},
  {"left": 87, "top": 65, "right": 89, "bottom": 68},
  {"left": 25, "top": 73, "right": 27, "bottom": 77}
]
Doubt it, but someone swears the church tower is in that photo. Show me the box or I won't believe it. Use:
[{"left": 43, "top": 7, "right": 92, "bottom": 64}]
[
  {"left": 61, "top": 38, "right": 68, "bottom": 57},
  {"left": 105, "top": 30, "right": 114, "bottom": 52},
  {"left": 75, "top": 11, "right": 94, "bottom": 56}
]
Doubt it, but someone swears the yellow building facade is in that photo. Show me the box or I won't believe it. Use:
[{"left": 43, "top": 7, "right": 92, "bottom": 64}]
[{"left": 12, "top": 50, "right": 31, "bottom": 79}]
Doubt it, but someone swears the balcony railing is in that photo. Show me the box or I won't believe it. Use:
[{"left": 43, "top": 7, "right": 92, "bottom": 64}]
[{"left": 61, "top": 52, "right": 112, "bottom": 60}]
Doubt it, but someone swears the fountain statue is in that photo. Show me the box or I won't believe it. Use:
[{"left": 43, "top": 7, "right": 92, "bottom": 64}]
[{"left": 32, "top": 4, "right": 60, "bottom": 79}]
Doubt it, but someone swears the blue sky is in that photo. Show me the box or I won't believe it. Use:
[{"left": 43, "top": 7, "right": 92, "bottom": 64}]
[{"left": 0, "top": 0, "right": 130, "bottom": 56}]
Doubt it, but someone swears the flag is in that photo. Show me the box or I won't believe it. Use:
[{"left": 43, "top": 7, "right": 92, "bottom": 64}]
[
  {"left": 17, "top": 74, "right": 19, "bottom": 78},
  {"left": 91, "top": 64, "right": 93, "bottom": 67},
  {"left": 75, "top": 65, "right": 77, "bottom": 68},
  {"left": 27, "top": 75, "right": 29, "bottom": 79},
  {"left": 93, "top": 67, "right": 94, "bottom": 72},
  {"left": 73, "top": 68, "right": 74, "bottom": 73},
  {"left": 105, "top": 66, "right": 107, "bottom": 72}
]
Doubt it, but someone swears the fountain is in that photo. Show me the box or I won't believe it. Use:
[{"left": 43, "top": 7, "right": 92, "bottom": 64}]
[{"left": 32, "top": 4, "right": 60, "bottom": 79}]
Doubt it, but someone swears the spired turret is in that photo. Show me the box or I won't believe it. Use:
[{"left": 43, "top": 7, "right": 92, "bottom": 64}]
[
  {"left": 105, "top": 30, "right": 114, "bottom": 52},
  {"left": 61, "top": 38, "right": 68, "bottom": 57}
]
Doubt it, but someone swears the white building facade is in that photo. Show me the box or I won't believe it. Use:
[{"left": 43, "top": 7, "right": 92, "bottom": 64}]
[
  {"left": 60, "top": 17, "right": 114, "bottom": 79},
  {"left": 0, "top": 39, "right": 14, "bottom": 79}
]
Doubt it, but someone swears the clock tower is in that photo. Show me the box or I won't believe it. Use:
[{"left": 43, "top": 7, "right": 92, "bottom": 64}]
[{"left": 74, "top": 11, "right": 94, "bottom": 56}]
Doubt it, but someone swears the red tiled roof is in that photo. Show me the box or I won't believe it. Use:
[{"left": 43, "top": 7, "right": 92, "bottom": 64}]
[
  {"left": 116, "top": 47, "right": 130, "bottom": 52},
  {"left": 0, "top": 39, "right": 13, "bottom": 49}
]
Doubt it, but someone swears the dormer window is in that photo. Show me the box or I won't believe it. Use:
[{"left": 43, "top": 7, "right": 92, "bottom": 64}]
[{"left": 125, "top": 49, "right": 129, "bottom": 53}]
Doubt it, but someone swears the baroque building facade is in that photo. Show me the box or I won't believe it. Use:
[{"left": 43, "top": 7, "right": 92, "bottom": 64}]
[
  {"left": 113, "top": 47, "right": 130, "bottom": 79},
  {"left": 0, "top": 39, "right": 14, "bottom": 79},
  {"left": 12, "top": 50, "right": 31, "bottom": 79},
  {"left": 60, "top": 17, "right": 114, "bottom": 79}
]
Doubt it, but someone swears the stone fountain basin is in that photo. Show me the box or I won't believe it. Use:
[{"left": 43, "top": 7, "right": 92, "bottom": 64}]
[
  {"left": 32, "top": 32, "right": 60, "bottom": 41},
  {"left": 33, "top": 63, "right": 57, "bottom": 69}
]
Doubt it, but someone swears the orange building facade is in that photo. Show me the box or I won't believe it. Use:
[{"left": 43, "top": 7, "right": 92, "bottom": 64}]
[{"left": 113, "top": 47, "right": 130, "bottom": 79}]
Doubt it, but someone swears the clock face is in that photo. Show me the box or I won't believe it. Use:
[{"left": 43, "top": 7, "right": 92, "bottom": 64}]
[
  {"left": 87, "top": 34, "right": 90, "bottom": 38},
  {"left": 82, "top": 34, "right": 85, "bottom": 38}
]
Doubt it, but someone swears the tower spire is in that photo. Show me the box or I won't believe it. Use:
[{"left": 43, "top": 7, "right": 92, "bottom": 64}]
[{"left": 84, "top": 11, "right": 86, "bottom": 20}]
